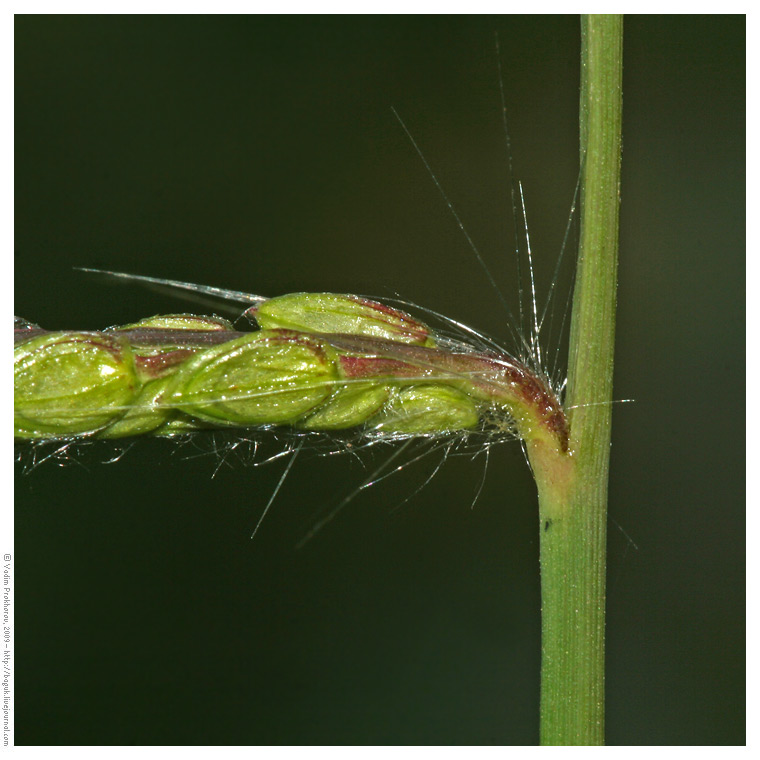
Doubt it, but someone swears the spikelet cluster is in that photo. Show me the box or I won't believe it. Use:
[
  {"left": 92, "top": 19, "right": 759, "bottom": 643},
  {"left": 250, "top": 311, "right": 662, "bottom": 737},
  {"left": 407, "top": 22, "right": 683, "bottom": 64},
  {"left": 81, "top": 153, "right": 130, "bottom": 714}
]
[{"left": 14, "top": 293, "right": 567, "bottom": 451}]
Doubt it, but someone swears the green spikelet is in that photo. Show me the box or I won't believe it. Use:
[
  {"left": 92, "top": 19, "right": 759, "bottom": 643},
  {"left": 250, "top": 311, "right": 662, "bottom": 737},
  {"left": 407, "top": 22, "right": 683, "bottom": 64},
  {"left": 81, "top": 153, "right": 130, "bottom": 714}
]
[
  {"left": 14, "top": 332, "right": 137, "bottom": 439},
  {"left": 372, "top": 385, "right": 480, "bottom": 434},
  {"left": 167, "top": 330, "right": 338, "bottom": 427},
  {"left": 251, "top": 293, "right": 436, "bottom": 346}
]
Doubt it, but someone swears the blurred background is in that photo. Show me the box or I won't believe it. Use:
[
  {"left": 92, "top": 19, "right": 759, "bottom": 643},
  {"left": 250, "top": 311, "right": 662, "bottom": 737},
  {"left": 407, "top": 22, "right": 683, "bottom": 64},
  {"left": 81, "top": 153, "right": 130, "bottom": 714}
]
[{"left": 14, "top": 15, "right": 744, "bottom": 745}]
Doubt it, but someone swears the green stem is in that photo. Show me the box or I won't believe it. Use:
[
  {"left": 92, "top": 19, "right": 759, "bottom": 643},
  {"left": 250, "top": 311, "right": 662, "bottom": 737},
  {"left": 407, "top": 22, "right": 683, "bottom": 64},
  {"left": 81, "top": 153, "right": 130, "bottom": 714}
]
[{"left": 535, "top": 15, "right": 623, "bottom": 745}]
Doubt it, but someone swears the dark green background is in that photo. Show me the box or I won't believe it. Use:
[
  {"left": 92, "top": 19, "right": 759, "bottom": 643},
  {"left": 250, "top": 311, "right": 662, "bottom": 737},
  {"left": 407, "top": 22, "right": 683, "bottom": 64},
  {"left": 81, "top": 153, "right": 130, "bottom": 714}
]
[{"left": 15, "top": 15, "right": 744, "bottom": 745}]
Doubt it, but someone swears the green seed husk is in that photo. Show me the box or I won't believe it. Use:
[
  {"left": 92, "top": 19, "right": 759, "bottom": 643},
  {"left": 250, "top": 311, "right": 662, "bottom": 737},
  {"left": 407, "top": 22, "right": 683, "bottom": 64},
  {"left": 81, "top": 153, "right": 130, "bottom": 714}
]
[
  {"left": 370, "top": 385, "right": 480, "bottom": 435},
  {"left": 167, "top": 330, "right": 337, "bottom": 427},
  {"left": 297, "top": 383, "right": 390, "bottom": 430},
  {"left": 252, "top": 292, "right": 436, "bottom": 346},
  {"left": 14, "top": 331, "right": 137, "bottom": 439}
]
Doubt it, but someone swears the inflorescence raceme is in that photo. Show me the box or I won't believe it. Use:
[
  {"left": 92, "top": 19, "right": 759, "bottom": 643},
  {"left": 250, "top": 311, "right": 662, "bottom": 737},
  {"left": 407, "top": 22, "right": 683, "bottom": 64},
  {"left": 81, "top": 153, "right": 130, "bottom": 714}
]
[{"left": 14, "top": 292, "right": 568, "bottom": 453}]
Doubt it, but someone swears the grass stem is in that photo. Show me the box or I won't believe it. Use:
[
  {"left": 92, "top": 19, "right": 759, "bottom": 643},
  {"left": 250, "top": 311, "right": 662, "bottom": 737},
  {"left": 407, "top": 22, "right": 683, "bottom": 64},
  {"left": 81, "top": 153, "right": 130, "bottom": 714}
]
[{"left": 535, "top": 14, "right": 623, "bottom": 745}]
